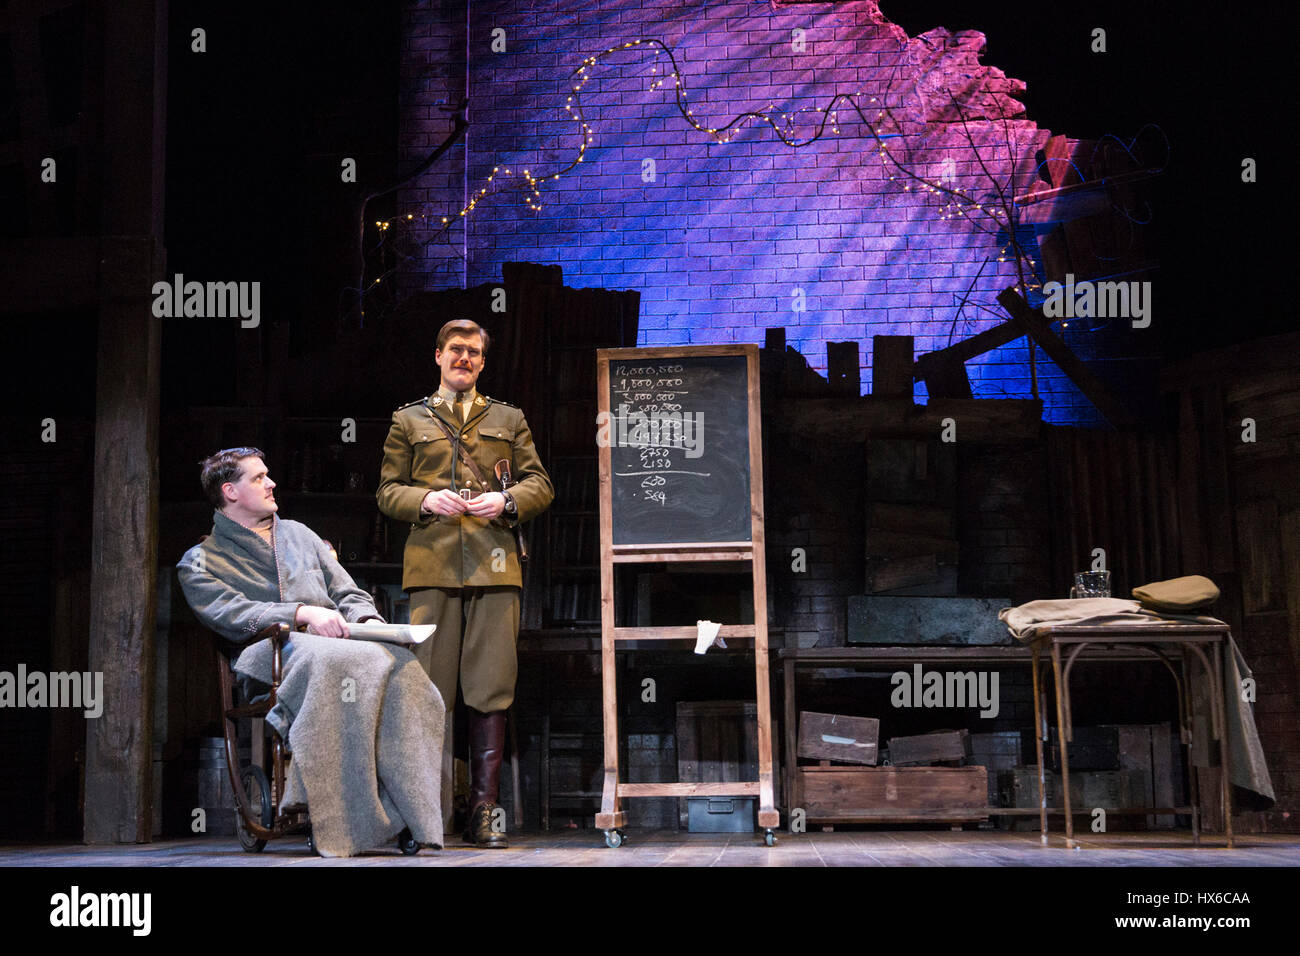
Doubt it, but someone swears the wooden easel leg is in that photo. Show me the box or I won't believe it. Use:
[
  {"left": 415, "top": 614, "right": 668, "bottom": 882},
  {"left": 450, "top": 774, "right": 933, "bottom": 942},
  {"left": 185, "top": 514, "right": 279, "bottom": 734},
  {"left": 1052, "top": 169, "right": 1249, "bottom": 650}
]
[
  {"left": 754, "top": 636, "right": 779, "bottom": 830},
  {"left": 783, "top": 658, "right": 797, "bottom": 824},
  {"left": 594, "top": 628, "right": 625, "bottom": 832}
]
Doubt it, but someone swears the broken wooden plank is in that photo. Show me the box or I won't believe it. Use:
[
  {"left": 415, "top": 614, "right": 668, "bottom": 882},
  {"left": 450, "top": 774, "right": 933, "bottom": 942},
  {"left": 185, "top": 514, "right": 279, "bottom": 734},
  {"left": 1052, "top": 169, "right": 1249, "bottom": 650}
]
[
  {"left": 913, "top": 320, "right": 1023, "bottom": 378},
  {"left": 996, "top": 288, "right": 1138, "bottom": 429}
]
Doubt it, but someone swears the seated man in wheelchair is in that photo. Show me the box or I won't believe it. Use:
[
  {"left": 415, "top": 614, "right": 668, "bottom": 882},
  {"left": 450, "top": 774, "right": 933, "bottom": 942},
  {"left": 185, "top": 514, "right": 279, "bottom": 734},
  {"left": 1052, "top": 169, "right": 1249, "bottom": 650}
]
[{"left": 177, "top": 447, "right": 445, "bottom": 856}]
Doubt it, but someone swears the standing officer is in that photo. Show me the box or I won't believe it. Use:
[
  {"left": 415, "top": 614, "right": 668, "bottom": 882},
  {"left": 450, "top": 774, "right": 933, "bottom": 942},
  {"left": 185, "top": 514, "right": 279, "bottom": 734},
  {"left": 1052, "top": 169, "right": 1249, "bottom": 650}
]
[{"left": 377, "top": 319, "right": 553, "bottom": 848}]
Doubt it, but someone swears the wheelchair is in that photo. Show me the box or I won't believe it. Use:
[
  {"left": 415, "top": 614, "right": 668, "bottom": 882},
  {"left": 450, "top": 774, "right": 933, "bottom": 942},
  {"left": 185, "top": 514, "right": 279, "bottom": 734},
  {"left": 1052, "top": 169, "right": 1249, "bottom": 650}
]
[{"left": 215, "top": 622, "right": 420, "bottom": 855}]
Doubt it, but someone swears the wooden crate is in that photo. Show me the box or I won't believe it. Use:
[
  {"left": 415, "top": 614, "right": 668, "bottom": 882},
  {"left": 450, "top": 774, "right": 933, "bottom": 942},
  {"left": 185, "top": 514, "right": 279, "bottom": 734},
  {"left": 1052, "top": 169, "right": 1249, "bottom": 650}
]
[
  {"left": 968, "top": 731, "right": 1022, "bottom": 805},
  {"left": 999, "top": 765, "right": 1147, "bottom": 830},
  {"left": 887, "top": 729, "right": 970, "bottom": 766},
  {"left": 799, "top": 766, "right": 988, "bottom": 823},
  {"left": 1109, "top": 723, "right": 1178, "bottom": 829},
  {"left": 796, "top": 711, "right": 879, "bottom": 765}
]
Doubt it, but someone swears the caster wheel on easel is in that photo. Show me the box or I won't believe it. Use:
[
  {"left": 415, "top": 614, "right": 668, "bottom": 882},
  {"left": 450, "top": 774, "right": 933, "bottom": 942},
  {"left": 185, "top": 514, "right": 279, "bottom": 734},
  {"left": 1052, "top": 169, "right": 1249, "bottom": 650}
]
[
  {"left": 764, "top": 829, "right": 777, "bottom": 847},
  {"left": 604, "top": 829, "right": 626, "bottom": 848}
]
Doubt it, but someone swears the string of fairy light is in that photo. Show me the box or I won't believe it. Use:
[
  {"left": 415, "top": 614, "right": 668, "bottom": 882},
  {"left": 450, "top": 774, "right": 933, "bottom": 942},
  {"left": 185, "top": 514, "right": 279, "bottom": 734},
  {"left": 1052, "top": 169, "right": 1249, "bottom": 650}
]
[{"left": 363, "top": 36, "right": 1063, "bottom": 310}]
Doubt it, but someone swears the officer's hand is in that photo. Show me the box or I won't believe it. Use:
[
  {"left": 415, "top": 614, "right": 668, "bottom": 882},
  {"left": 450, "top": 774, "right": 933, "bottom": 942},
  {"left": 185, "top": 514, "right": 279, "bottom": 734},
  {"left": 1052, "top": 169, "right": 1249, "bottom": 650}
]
[
  {"left": 296, "top": 605, "right": 350, "bottom": 638},
  {"left": 464, "top": 491, "right": 506, "bottom": 519},
  {"left": 422, "top": 489, "right": 468, "bottom": 516}
]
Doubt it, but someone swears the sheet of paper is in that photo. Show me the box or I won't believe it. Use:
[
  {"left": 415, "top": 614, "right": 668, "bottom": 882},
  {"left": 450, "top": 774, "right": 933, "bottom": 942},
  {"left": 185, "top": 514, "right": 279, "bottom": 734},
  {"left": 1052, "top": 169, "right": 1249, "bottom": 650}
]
[{"left": 348, "top": 623, "right": 436, "bottom": 646}]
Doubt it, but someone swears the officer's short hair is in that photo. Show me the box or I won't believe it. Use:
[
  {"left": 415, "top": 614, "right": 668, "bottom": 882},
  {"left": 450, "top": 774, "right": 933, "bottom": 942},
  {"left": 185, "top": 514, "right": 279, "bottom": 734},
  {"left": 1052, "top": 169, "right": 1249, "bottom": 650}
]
[
  {"left": 200, "top": 447, "right": 265, "bottom": 509},
  {"left": 437, "top": 319, "right": 490, "bottom": 354}
]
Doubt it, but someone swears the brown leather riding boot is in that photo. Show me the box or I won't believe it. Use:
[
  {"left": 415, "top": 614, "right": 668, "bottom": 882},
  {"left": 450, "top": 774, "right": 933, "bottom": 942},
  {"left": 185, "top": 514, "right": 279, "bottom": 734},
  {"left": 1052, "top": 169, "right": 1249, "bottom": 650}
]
[{"left": 463, "top": 709, "right": 508, "bottom": 848}]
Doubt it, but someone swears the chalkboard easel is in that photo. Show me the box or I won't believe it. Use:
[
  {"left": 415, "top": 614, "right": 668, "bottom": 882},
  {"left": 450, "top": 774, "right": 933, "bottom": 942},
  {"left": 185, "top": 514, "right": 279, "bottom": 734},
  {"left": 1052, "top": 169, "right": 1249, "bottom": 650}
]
[{"left": 594, "top": 344, "right": 779, "bottom": 847}]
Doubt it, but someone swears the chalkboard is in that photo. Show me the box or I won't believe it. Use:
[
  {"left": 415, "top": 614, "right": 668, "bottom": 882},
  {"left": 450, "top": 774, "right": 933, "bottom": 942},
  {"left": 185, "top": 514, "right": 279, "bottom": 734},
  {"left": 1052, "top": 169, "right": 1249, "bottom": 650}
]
[{"left": 603, "top": 351, "right": 753, "bottom": 545}]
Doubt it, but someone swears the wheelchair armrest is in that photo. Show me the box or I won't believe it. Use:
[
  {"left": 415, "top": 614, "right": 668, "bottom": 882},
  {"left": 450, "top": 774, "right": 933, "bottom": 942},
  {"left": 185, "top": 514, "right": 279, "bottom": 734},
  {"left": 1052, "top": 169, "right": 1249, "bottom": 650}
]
[{"left": 256, "top": 622, "right": 292, "bottom": 688}]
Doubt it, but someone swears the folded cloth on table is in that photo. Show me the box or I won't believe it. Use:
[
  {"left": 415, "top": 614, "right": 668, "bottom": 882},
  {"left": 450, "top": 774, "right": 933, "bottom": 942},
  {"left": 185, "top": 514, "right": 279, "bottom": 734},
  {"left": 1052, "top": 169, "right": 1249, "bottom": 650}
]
[{"left": 997, "top": 597, "right": 1155, "bottom": 642}]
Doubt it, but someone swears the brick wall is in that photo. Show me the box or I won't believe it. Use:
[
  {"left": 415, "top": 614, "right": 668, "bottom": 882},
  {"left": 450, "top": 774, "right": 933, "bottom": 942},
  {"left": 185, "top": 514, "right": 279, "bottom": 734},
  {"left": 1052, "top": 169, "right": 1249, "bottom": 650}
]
[{"left": 397, "top": 0, "right": 1144, "bottom": 423}]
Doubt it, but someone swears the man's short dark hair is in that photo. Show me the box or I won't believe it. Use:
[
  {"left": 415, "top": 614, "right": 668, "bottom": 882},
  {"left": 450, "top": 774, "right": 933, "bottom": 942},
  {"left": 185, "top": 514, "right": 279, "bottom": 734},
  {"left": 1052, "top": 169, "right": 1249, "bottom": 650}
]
[
  {"left": 436, "top": 319, "right": 490, "bottom": 353},
  {"left": 200, "top": 447, "right": 264, "bottom": 509}
]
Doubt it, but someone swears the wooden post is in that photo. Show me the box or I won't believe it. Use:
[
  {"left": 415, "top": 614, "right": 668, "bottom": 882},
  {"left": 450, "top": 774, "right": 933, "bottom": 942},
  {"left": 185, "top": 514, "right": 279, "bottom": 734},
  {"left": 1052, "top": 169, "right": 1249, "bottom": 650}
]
[
  {"left": 83, "top": 0, "right": 167, "bottom": 844},
  {"left": 826, "top": 341, "right": 860, "bottom": 396},
  {"left": 871, "top": 335, "right": 914, "bottom": 398},
  {"left": 84, "top": 240, "right": 163, "bottom": 843}
]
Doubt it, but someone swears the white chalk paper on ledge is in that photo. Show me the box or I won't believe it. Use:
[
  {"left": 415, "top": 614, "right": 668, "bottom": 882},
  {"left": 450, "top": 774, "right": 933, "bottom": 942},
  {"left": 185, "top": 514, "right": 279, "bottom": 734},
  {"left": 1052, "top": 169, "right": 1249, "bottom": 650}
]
[
  {"left": 348, "top": 623, "right": 437, "bottom": 646},
  {"left": 693, "top": 620, "right": 726, "bottom": 655}
]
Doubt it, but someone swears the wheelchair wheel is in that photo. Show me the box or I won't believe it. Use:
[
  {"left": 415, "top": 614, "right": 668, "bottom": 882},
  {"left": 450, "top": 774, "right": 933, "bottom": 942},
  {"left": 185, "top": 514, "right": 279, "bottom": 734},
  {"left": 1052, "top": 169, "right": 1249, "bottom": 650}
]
[
  {"left": 397, "top": 827, "right": 420, "bottom": 855},
  {"left": 237, "top": 765, "right": 272, "bottom": 853}
]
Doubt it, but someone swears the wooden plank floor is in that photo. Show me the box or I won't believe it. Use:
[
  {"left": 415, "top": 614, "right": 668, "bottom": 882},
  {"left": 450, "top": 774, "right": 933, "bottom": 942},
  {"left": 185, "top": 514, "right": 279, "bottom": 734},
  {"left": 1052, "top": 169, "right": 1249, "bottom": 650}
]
[{"left": 2, "top": 829, "right": 1297, "bottom": 866}]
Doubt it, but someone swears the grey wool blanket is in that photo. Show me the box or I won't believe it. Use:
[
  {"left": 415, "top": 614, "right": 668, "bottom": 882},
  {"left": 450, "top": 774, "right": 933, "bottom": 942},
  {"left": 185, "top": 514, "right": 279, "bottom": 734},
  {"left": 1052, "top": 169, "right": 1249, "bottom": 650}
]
[
  {"left": 178, "top": 511, "right": 445, "bottom": 856},
  {"left": 999, "top": 598, "right": 1275, "bottom": 811},
  {"left": 235, "top": 635, "right": 445, "bottom": 856}
]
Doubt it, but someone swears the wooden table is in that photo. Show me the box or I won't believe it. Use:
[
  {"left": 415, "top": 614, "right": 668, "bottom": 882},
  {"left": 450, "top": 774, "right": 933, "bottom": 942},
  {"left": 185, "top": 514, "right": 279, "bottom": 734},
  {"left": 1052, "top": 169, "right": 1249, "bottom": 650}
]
[{"left": 780, "top": 638, "right": 1230, "bottom": 845}]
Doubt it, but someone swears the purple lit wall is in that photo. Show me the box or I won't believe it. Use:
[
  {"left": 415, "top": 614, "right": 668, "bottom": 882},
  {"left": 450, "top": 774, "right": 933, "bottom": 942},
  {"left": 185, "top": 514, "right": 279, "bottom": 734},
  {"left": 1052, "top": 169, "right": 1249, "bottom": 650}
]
[{"left": 398, "top": 0, "right": 1136, "bottom": 424}]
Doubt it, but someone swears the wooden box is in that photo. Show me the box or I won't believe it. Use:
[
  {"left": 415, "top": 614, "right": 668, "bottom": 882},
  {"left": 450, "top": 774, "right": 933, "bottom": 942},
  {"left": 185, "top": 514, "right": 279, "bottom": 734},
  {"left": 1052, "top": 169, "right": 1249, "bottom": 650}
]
[
  {"left": 887, "top": 729, "right": 970, "bottom": 766},
  {"left": 799, "top": 766, "right": 988, "bottom": 823},
  {"left": 797, "top": 711, "right": 879, "bottom": 765},
  {"left": 1109, "top": 723, "right": 1178, "bottom": 829},
  {"left": 999, "top": 765, "right": 1147, "bottom": 830},
  {"left": 968, "top": 731, "right": 1022, "bottom": 805}
]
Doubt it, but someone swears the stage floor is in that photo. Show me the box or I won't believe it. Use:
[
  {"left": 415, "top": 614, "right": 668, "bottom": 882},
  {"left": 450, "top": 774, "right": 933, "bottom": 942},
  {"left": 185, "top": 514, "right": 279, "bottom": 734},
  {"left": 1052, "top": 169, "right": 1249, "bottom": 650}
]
[{"left": 3, "top": 829, "right": 1298, "bottom": 866}]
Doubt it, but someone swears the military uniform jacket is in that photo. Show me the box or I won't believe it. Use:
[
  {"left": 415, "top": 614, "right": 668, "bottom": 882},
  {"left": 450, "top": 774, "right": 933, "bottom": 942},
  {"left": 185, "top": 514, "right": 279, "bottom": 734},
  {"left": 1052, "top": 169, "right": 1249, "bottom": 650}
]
[{"left": 377, "top": 392, "right": 554, "bottom": 590}]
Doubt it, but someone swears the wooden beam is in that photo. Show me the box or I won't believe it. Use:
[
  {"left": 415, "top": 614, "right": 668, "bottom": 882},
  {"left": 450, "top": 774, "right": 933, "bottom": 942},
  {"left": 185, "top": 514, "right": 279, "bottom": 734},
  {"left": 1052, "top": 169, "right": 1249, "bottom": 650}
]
[
  {"left": 84, "top": 240, "right": 162, "bottom": 843},
  {"left": 83, "top": 0, "right": 166, "bottom": 845},
  {"left": 996, "top": 287, "right": 1139, "bottom": 429},
  {"left": 612, "top": 625, "right": 756, "bottom": 642},
  {"left": 782, "top": 396, "right": 1043, "bottom": 443},
  {"left": 914, "top": 319, "right": 1023, "bottom": 374},
  {"left": 618, "top": 782, "right": 760, "bottom": 797}
]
